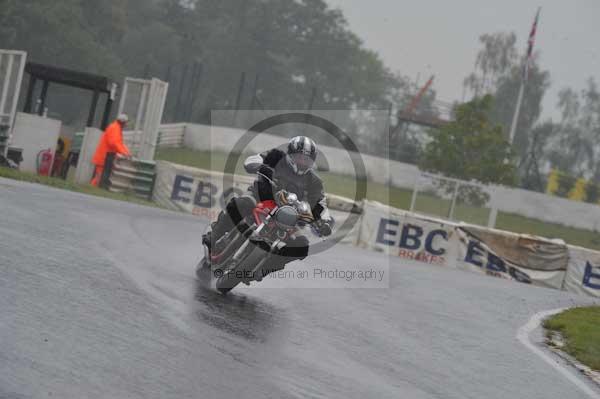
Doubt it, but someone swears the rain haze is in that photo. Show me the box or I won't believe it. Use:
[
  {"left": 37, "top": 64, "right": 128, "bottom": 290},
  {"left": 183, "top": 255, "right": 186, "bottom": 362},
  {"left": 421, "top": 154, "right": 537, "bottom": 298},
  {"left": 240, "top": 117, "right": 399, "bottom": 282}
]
[
  {"left": 327, "top": 0, "right": 600, "bottom": 119},
  {"left": 1, "top": 2, "right": 600, "bottom": 399}
]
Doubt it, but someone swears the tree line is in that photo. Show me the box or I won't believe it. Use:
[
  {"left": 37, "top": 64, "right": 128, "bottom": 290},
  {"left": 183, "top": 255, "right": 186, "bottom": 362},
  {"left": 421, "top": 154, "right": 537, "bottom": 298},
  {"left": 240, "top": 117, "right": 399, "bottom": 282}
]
[
  {"left": 1, "top": 2, "right": 597, "bottom": 191},
  {"left": 422, "top": 32, "right": 600, "bottom": 192},
  {"left": 0, "top": 0, "right": 417, "bottom": 151}
]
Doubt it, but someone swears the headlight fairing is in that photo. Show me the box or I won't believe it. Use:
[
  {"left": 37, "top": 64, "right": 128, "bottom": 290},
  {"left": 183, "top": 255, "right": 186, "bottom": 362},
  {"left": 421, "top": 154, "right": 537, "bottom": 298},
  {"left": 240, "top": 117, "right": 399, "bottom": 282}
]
[{"left": 274, "top": 205, "right": 299, "bottom": 228}]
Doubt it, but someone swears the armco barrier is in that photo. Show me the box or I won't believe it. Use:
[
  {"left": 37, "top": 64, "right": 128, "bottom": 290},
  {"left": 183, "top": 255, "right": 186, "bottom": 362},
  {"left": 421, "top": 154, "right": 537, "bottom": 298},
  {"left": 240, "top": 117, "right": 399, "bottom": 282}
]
[
  {"left": 157, "top": 124, "right": 186, "bottom": 148},
  {"left": 103, "top": 155, "right": 156, "bottom": 200},
  {"left": 150, "top": 161, "right": 600, "bottom": 298}
]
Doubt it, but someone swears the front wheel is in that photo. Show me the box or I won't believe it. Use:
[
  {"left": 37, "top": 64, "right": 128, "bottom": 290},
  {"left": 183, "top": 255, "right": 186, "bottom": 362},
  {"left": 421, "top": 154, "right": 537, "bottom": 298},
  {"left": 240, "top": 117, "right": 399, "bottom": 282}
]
[
  {"left": 215, "top": 243, "right": 271, "bottom": 293},
  {"left": 195, "top": 257, "right": 211, "bottom": 280}
]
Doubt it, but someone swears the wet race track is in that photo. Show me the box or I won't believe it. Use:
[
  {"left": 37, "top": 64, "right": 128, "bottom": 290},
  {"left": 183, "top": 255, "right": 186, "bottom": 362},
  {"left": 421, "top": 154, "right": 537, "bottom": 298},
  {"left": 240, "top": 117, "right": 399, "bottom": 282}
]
[{"left": 1, "top": 177, "right": 599, "bottom": 399}]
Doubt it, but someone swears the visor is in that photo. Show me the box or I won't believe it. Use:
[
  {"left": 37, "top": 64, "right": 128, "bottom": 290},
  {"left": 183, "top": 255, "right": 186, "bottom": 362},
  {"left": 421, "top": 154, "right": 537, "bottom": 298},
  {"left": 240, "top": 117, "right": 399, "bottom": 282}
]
[{"left": 290, "top": 153, "right": 315, "bottom": 173}]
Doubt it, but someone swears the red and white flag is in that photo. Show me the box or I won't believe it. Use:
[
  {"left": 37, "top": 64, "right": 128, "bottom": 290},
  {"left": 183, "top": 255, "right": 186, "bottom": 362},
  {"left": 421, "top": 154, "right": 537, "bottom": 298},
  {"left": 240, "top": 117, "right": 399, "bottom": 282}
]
[{"left": 523, "top": 7, "right": 541, "bottom": 81}]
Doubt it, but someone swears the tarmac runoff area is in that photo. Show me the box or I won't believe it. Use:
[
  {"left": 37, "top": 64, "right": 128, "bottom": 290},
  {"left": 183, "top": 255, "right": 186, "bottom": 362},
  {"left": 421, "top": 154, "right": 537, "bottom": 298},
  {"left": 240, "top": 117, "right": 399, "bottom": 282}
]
[{"left": 1, "top": 176, "right": 599, "bottom": 399}]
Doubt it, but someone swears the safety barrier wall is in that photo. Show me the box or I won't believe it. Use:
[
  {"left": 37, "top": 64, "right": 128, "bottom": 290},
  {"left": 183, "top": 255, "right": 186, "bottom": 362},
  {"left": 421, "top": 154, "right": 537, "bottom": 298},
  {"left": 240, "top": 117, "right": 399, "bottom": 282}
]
[
  {"left": 104, "top": 156, "right": 156, "bottom": 200},
  {"left": 563, "top": 245, "right": 600, "bottom": 297},
  {"left": 355, "top": 199, "right": 599, "bottom": 297},
  {"left": 151, "top": 160, "right": 600, "bottom": 298}
]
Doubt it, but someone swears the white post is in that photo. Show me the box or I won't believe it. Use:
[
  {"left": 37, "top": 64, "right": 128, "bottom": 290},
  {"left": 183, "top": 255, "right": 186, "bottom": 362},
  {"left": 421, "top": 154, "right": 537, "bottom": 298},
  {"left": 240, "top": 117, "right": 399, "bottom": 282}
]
[
  {"left": 448, "top": 181, "right": 459, "bottom": 220},
  {"left": 132, "top": 83, "right": 149, "bottom": 157},
  {"left": 487, "top": 208, "right": 498, "bottom": 229},
  {"left": 9, "top": 53, "right": 26, "bottom": 133},
  {"left": 140, "top": 79, "right": 168, "bottom": 160},
  {"left": 409, "top": 174, "right": 421, "bottom": 212},
  {"left": 74, "top": 128, "right": 103, "bottom": 185},
  {"left": 118, "top": 80, "right": 128, "bottom": 116},
  {"left": 0, "top": 54, "right": 12, "bottom": 116},
  {"left": 508, "top": 81, "right": 525, "bottom": 145}
]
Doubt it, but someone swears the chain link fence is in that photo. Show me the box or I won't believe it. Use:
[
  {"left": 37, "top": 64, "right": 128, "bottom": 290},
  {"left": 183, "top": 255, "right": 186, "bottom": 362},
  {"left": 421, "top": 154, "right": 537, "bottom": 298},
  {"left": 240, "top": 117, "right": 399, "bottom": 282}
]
[{"left": 409, "top": 172, "right": 497, "bottom": 227}]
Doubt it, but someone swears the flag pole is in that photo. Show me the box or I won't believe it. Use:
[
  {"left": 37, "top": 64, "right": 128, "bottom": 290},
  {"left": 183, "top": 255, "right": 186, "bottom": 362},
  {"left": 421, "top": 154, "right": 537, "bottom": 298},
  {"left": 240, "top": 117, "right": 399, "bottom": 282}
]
[
  {"left": 508, "top": 80, "right": 525, "bottom": 144},
  {"left": 508, "top": 7, "right": 541, "bottom": 145}
]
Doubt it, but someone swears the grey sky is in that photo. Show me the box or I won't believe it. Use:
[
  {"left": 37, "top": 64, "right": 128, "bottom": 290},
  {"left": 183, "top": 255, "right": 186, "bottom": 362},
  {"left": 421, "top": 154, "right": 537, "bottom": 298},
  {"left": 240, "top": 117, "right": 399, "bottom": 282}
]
[{"left": 326, "top": 0, "right": 600, "bottom": 120}]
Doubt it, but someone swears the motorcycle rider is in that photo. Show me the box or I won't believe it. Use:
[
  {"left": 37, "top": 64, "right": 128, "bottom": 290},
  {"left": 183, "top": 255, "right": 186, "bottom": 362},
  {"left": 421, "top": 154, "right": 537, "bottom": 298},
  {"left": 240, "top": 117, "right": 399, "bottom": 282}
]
[{"left": 206, "top": 136, "right": 333, "bottom": 275}]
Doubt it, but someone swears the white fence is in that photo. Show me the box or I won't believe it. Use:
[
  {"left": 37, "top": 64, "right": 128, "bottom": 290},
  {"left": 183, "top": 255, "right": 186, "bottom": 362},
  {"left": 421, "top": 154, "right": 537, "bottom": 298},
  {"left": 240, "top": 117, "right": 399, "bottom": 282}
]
[
  {"left": 157, "top": 123, "right": 186, "bottom": 147},
  {"left": 409, "top": 171, "right": 497, "bottom": 227}
]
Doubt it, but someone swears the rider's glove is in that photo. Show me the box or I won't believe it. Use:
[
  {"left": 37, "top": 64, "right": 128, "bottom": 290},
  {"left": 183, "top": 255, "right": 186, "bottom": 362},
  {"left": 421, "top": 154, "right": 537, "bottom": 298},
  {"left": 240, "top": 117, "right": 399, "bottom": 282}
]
[
  {"left": 275, "top": 189, "right": 289, "bottom": 205},
  {"left": 258, "top": 164, "right": 274, "bottom": 178},
  {"left": 316, "top": 219, "right": 332, "bottom": 237}
]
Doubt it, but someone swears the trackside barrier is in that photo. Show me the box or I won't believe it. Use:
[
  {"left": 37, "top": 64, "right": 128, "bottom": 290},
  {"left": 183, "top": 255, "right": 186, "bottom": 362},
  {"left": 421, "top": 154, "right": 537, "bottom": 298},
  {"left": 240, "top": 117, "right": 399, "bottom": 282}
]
[
  {"left": 124, "top": 124, "right": 185, "bottom": 151},
  {"left": 150, "top": 161, "right": 600, "bottom": 298},
  {"left": 157, "top": 124, "right": 186, "bottom": 148},
  {"left": 355, "top": 200, "right": 459, "bottom": 267},
  {"left": 563, "top": 245, "right": 600, "bottom": 297},
  {"left": 103, "top": 155, "right": 156, "bottom": 200},
  {"left": 356, "top": 200, "right": 599, "bottom": 297},
  {"left": 454, "top": 224, "right": 568, "bottom": 290}
]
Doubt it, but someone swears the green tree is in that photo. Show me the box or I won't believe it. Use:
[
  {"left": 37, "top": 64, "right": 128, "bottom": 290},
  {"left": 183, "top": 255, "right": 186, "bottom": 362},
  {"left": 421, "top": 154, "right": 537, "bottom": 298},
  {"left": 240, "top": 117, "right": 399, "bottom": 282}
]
[
  {"left": 464, "top": 32, "right": 550, "bottom": 161},
  {"left": 421, "top": 95, "right": 517, "bottom": 186},
  {"left": 157, "top": 0, "right": 406, "bottom": 153},
  {"left": 490, "top": 60, "right": 550, "bottom": 160},
  {"left": 519, "top": 120, "right": 556, "bottom": 191},
  {"left": 1, "top": 0, "right": 411, "bottom": 146},
  {"left": 0, "top": 0, "right": 126, "bottom": 123},
  {"left": 546, "top": 79, "right": 600, "bottom": 181},
  {"left": 464, "top": 32, "right": 518, "bottom": 97}
]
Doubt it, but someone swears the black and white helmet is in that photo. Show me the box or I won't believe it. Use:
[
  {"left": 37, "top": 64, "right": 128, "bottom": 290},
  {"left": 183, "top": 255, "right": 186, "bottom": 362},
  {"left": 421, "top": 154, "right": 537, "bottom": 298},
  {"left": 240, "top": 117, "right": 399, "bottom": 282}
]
[{"left": 286, "top": 136, "right": 317, "bottom": 175}]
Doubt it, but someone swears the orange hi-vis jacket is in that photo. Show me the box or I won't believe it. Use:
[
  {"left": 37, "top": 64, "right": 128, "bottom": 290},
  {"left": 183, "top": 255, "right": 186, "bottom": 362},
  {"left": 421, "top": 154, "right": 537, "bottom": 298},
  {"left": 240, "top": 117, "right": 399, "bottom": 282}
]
[{"left": 92, "top": 121, "right": 131, "bottom": 166}]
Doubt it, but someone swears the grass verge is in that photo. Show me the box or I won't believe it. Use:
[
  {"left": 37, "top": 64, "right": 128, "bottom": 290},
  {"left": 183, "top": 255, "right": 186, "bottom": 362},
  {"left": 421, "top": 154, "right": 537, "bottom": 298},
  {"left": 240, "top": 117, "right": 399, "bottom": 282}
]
[
  {"left": 0, "top": 166, "right": 158, "bottom": 208},
  {"left": 543, "top": 307, "right": 600, "bottom": 371},
  {"left": 155, "top": 148, "right": 600, "bottom": 250}
]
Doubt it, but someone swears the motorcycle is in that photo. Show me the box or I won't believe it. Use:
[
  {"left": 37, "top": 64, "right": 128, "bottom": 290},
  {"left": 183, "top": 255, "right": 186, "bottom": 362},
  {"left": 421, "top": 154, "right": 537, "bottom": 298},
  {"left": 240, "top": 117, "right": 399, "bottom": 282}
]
[{"left": 196, "top": 172, "right": 327, "bottom": 294}]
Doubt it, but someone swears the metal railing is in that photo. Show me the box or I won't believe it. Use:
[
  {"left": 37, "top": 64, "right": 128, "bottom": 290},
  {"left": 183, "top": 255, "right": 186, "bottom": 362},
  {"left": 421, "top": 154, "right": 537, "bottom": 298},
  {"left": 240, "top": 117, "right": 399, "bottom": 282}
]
[
  {"left": 156, "top": 123, "right": 186, "bottom": 148},
  {"left": 101, "top": 153, "right": 156, "bottom": 200},
  {"left": 409, "top": 171, "right": 497, "bottom": 228}
]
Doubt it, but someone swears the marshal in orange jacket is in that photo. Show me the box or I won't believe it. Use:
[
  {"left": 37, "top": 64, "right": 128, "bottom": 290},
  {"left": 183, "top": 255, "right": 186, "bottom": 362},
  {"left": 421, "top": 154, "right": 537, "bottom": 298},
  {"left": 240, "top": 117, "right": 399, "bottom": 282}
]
[{"left": 92, "top": 121, "right": 131, "bottom": 166}]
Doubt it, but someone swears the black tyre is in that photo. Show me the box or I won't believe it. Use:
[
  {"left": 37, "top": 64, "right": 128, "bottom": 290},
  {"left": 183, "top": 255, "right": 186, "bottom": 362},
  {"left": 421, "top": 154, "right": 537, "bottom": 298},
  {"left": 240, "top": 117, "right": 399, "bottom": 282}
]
[
  {"left": 195, "top": 258, "right": 211, "bottom": 280},
  {"left": 214, "top": 244, "right": 269, "bottom": 293}
]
